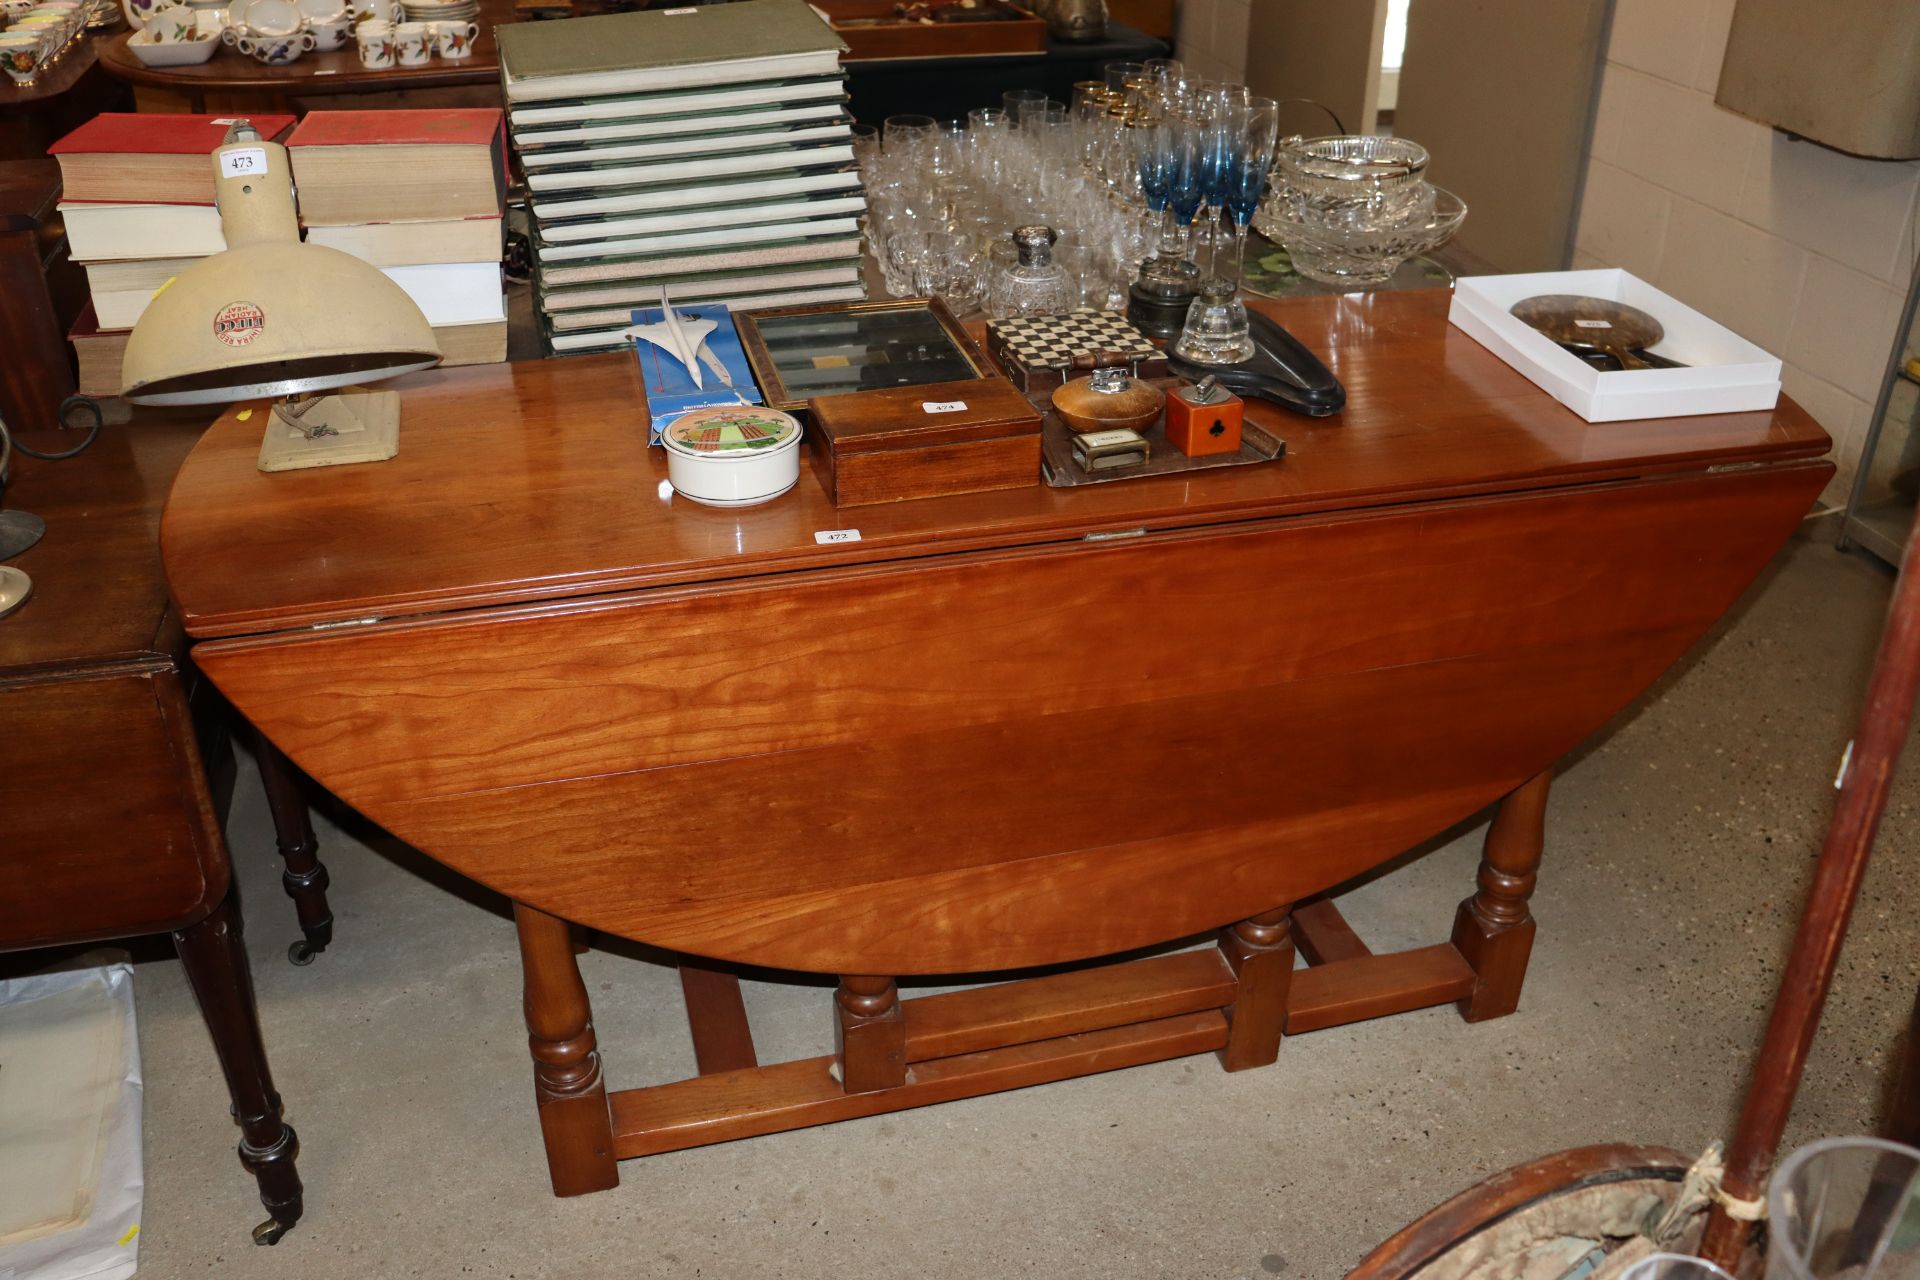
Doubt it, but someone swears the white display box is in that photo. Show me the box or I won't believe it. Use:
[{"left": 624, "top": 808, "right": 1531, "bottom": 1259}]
[{"left": 1449, "top": 268, "right": 1782, "bottom": 422}]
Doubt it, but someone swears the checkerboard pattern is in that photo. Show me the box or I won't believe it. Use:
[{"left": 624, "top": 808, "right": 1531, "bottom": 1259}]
[{"left": 990, "top": 310, "right": 1160, "bottom": 372}]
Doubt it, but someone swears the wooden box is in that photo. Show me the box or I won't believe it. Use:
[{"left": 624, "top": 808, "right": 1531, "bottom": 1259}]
[
  {"left": 813, "top": 0, "right": 1049, "bottom": 60},
  {"left": 806, "top": 377, "right": 1043, "bottom": 506}
]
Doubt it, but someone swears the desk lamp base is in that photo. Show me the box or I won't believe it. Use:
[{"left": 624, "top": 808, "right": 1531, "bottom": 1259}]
[
  {"left": 257, "top": 389, "right": 401, "bottom": 474},
  {"left": 0, "top": 565, "right": 31, "bottom": 619},
  {"left": 0, "top": 509, "right": 46, "bottom": 560}
]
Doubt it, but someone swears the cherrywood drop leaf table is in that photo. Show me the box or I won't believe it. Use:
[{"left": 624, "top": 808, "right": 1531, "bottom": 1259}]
[{"left": 158, "top": 289, "right": 1831, "bottom": 1195}]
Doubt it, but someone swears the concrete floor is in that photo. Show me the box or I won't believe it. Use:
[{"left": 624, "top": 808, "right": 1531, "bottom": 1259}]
[{"left": 61, "top": 526, "right": 1920, "bottom": 1278}]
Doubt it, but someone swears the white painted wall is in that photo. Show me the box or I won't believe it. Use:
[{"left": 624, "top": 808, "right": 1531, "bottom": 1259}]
[
  {"left": 1573, "top": 0, "right": 1920, "bottom": 506},
  {"left": 1173, "top": 0, "right": 1251, "bottom": 83}
]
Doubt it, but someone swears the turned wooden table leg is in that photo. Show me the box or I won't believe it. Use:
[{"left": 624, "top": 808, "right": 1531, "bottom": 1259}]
[
  {"left": 1452, "top": 769, "right": 1551, "bottom": 1022},
  {"left": 173, "top": 886, "right": 303, "bottom": 1246},
  {"left": 836, "top": 975, "right": 907, "bottom": 1093},
  {"left": 1218, "top": 907, "right": 1295, "bottom": 1071},
  {"left": 514, "top": 902, "right": 617, "bottom": 1196},
  {"left": 250, "top": 728, "right": 333, "bottom": 966}
]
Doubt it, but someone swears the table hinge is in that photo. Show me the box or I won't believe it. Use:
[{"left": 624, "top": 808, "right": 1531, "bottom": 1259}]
[
  {"left": 307, "top": 615, "right": 382, "bottom": 631},
  {"left": 1083, "top": 527, "right": 1148, "bottom": 542},
  {"left": 1705, "top": 461, "right": 1768, "bottom": 474}
]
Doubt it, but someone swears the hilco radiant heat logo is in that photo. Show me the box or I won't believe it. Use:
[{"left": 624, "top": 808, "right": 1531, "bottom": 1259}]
[{"left": 213, "top": 301, "right": 265, "bottom": 346}]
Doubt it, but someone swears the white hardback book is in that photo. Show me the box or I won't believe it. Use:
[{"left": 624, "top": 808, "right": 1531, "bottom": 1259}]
[
  {"left": 306, "top": 218, "right": 504, "bottom": 268},
  {"left": 533, "top": 169, "right": 860, "bottom": 221},
  {"left": 84, "top": 255, "right": 201, "bottom": 295},
  {"left": 546, "top": 284, "right": 867, "bottom": 347},
  {"left": 525, "top": 142, "right": 855, "bottom": 193},
  {"left": 513, "top": 101, "right": 846, "bottom": 148},
  {"left": 519, "top": 122, "right": 852, "bottom": 170},
  {"left": 92, "top": 287, "right": 164, "bottom": 331},
  {"left": 59, "top": 202, "right": 225, "bottom": 261},
  {"left": 540, "top": 263, "right": 862, "bottom": 314},
  {"left": 382, "top": 262, "right": 507, "bottom": 326},
  {"left": 537, "top": 215, "right": 861, "bottom": 262},
  {"left": 537, "top": 195, "right": 866, "bottom": 245},
  {"left": 509, "top": 77, "right": 847, "bottom": 127}
]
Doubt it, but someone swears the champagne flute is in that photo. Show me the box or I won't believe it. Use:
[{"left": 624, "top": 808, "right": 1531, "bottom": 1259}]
[
  {"left": 1197, "top": 88, "right": 1235, "bottom": 281},
  {"left": 1166, "top": 107, "right": 1206, "bottom": 265},
  {"left": 1133, "top": 107, "right": 1174, "bottom": 261},
  {"left": 1219, "top": 96, "right": 1279, "bottom": 294}
]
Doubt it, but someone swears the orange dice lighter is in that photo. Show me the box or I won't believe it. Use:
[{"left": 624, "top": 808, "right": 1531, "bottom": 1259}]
[{"left": 1164, "top": 374, "right": 1244, "bottom": 457}]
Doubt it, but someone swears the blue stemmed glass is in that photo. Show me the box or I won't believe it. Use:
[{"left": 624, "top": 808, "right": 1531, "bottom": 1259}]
[
  {"left": 1166, "top": 109, "right": 1206, "bottom": 262},
  {"left": 1135, "top": 109, "right": 1174, "bottom": 259},
  {"left": 1195, "top": 84, "right": 1243, "bottom": 280},
  {"left": 1219, "top": 96, "right": 1279, "bottom": 292}
]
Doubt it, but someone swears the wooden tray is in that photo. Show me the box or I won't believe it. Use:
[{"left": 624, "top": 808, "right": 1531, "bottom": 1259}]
[
  {"left": 814, "top": 0, "right": 1048, "bottom": 60},
  {"left": 1039, "top": 380, "right": 1287, "bottom": 487}
]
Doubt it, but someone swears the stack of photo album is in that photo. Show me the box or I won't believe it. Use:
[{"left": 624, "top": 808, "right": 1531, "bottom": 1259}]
[{"left": 497, "top": 0, "right": 868, "bottom": 355}]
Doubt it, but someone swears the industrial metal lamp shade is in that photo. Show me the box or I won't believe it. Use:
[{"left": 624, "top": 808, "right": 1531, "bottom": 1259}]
[{"left": 121, "top": 126, "right": 440, "bottom": 405}]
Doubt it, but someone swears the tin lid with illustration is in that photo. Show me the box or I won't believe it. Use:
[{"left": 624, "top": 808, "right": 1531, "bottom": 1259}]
[{"left": 662, "top": 405, "right": 801, "bottom": 460}]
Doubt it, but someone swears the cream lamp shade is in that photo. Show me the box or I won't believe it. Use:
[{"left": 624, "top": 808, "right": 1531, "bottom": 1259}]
[{"left": 121, "top": 121, "right": 440, "bottom": 461}]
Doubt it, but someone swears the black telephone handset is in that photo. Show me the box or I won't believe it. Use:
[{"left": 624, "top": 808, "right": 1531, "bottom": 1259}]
[{"left": 1165, "top": 310, "right": 1346, "bottom": 418}]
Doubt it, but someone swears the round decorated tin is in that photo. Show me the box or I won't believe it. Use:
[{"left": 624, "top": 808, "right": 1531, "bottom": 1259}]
[{"left": 660, "top": 405, "right": 803, "bottom": 508}]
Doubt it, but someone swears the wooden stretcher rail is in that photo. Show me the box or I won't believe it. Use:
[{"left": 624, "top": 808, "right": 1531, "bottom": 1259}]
[
  {"left": 1287, "top": 943, "right": 1478, "bottom": 1034},
  {"left": 610, "top": 1011, "right": 1231, "bottom": 1158},
  {"left": 902, "top": 948, "right": 1241, "bottom": 1062}
]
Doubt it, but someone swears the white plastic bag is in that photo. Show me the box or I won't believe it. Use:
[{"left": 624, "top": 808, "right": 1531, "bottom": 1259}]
[{"left": 0, "top": 964, "right": 143, "bottom": 1280}]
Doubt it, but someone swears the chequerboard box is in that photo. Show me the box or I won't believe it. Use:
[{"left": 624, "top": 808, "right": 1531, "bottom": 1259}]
[
  {"left": 1449, "top": 269, "right": 1781, "bottom": 423},
  {"left": 986, "top": 309, "right": 1168, "bottom": 393}
]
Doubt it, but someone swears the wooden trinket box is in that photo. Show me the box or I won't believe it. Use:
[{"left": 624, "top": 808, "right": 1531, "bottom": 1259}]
[
  {"left": 812, "top": 0, "right": 1048, "bottom": 60},
  {"left": 806, "top": 376, "right": 1043, "bottom": 506},
  {"left": 986, "top": 308, "right": 1169, "bottom": 393}
]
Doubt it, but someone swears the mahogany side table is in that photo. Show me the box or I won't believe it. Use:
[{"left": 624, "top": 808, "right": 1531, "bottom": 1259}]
[{"left": 0, "top": 417, "right": 305, "bottom": 1244}]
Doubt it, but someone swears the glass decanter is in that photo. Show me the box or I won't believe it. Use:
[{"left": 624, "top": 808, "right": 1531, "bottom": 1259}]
[{"left": 994, "top": 225, "right": 1077, "bottom": 319}]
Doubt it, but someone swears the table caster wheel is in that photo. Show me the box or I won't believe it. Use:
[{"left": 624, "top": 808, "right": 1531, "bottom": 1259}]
[
  {"left": 288, "top": 938, "right": 322, "bottom": 966},
  {"left": 252, "top": 1215, "right": 294, "bottom": 1246}
]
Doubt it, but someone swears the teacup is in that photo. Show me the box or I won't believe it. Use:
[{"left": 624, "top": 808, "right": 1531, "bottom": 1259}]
[
  {"left": 392, "top": 17, "right": 427, "bottom": 62},
  {"left": 353, "top": 15, "right": 389, "bottom": 63},
  {"left": 429, "top": 17, "right": 472, "bottom": 57},
  {"left": 307, "top": 10, "right": 349, "bottom": 47},
  {"left": 0, "top": 31, "right": 42, "bottom": 80},
  {"left": 234, "top": 25, "right": 309, "bottom": 59}
]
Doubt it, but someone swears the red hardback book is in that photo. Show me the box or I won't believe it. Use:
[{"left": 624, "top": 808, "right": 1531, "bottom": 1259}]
[
  {"left": 284, "top": 109, "right": 503, "bottom": 149},
  {"left": 49, "top": 114, "right": 298, "bottom": 205},
  {"left": 49, "top": 113, "right": 297, "bottom": 156},
  {"left": 285, "top": 110, "right": 507, "bottom": 225}
]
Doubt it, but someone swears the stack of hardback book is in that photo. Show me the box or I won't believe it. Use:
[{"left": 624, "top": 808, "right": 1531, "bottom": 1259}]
[
  {"left": 52, "top": 114, "right": 297, "bottom": 395},
  {"left": 287, "top": 109, "right": 510, "bottom": 367},
  {"left": 498, "top": 0, "right": 867, "bottom": 355}
]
